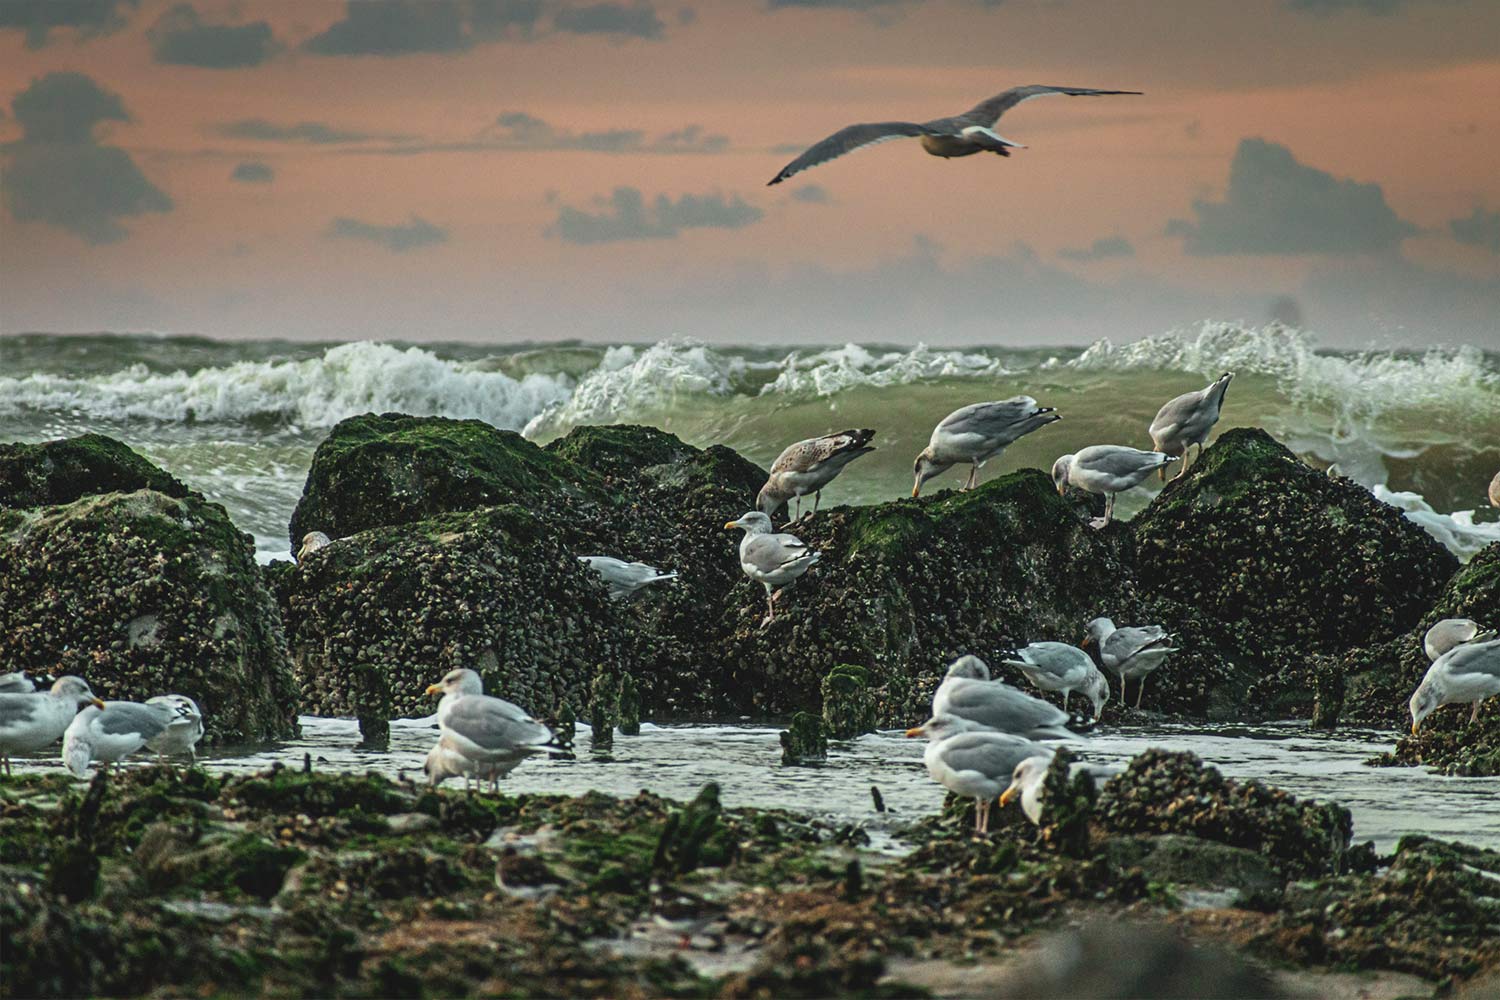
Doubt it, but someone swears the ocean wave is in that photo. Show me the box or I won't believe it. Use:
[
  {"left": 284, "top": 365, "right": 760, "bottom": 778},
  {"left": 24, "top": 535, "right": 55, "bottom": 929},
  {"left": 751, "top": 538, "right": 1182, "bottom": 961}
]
[
  {"left": 1373, "top": 484, "right": 1500, "bottom": 562},
  {"left": 758, "top": 342, "right": 1013, "bottom": 399},
  {"left": 0, "top": 341, "right": 574, "bottom": 430}
]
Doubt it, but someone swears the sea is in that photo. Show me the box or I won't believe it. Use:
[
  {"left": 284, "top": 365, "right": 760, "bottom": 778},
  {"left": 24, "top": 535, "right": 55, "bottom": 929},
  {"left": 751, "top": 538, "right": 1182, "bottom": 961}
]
[{"left": 2, "top": 321, "right": 1497, "bottom": 564}]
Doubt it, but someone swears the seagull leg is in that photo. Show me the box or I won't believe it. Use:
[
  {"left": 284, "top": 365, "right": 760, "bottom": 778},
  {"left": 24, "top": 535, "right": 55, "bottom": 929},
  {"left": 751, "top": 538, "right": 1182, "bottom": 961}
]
[
  {"left": 1471, "top": 701, "right": 1482, "bottom": 726},
  {"left": 760, "top": 589, "right": 778, "bottom": 629},
  {"left": 812, "top": 491, "right": 821, "bottom": 517},
  {"left": 1061, "top": 691, "right": 1069, "bottom": 714},
  {"left": 1104, "top": 493, "right": 1116, "bottom": 526},
  {"left": 1135, "top": 676, "right": 1147, "bottom": 710},
  {"left": 1121, "top": 675, "right": 1128, "bottom": 705}
]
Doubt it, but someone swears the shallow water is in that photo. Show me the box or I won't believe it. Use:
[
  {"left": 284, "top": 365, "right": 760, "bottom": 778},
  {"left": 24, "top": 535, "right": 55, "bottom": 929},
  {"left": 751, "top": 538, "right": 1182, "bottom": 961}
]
[{"left": 14, "top": 718, "right": 1498, "bottom": 855}]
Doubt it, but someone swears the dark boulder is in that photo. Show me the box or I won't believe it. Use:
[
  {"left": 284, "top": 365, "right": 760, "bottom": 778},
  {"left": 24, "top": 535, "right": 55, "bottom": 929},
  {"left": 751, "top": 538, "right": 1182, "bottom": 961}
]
[{"left": 1, "top": 434, "right": 189, "bottom": 509}]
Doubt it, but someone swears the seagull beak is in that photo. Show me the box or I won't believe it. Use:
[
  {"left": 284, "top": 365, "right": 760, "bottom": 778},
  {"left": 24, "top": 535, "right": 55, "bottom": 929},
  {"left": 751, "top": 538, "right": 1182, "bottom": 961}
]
[
  {"left": 1056, "top": 484, "right": 1066, "bottom": 496},
  {"left": 904, "top": 726, "right": 925, "bottom": 738},
  {"left": 999, "top": 784, "right": 1019, "bottom": 807},
  {"left": 1410, "top": 721, "right": 1419, "bottom": 735},
  {"left": 92, "top": 698, "right": 107, "bottom": 709},
  {"left": 425, "top": 684, "right": 444, "bottom": 697},
  {"left": 911, "top": 482, "right": 921, "bottom": 498},
  {"left": 723, "top": 520, "right": 738, "bottom": 530}
]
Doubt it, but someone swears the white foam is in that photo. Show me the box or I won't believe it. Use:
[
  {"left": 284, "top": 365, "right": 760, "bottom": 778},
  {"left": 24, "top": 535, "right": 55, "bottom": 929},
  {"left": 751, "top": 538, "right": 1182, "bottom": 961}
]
[
  {"left": 0, "top": 342, "right": 574, "bottom": 430},
  {"left": 758, "top": 342, "right": 1012, "bottom": 399},
  {"left": 1373, "top": 485, "right": 1500, "bottom": 561}
]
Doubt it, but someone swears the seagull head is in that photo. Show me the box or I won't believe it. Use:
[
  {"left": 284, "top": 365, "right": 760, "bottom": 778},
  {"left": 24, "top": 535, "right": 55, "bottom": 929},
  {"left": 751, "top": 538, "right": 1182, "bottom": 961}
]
[
  {"left": 1409, "top": 679, "right": 1441, "bottom": 735},
  {"left": 1051, "top": 455, "right": 1074, "bottom": 494},
  {"left": 426, "top": 667, "right": 484, "bottom": 699},
  {"left": 905, "top": 713, "right": 983, "bottom": 741},
  {"left": 999, "top": 754, "right": 1052, "bottom": 809},
  {"left": 725, "top": 511, "right": 773, "bottom": 536},
  {"left": 943, "top": 655, "right": 991, "bottom": 682},
  {"left": 911, "top": 448, "right": 947, "bottom": 498},
  {"left": 52, "top": 675, "right": 105, "bottom": 709}
]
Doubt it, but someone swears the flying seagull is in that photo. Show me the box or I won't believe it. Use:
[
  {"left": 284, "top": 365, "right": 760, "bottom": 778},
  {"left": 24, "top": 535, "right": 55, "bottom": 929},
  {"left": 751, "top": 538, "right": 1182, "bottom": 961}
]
[{"left": 768, "top": 84, "right": 1142, "bottom": 186}]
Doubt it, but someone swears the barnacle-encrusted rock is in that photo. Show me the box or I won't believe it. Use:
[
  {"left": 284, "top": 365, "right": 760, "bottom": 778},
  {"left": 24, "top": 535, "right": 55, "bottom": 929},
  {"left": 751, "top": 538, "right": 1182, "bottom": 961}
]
[
  {"left": 779, "top": 712, "right": 827, "bottom": 766},
  {"left": 0, "top": 434, "right": 189, "bottom": 509},
  {"left": 821, "top": 664, "right": 877, "bottom": 740},
  {"left": 1134, "top": 428, "right": 1457, "bottom": 716},
  {"left": 1094, "top": 749, "right": 1352, "bottom": 878},
  {"left": 0, "top": 487, "right": 298, "bottom": 741}
]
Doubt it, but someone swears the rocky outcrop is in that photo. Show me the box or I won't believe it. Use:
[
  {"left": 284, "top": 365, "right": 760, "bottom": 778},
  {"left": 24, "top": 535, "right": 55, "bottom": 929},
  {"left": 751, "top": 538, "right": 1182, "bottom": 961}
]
[
  {"left": 1, "top": 434, "right": 189, "bottom": 509},
  {"left": 0, "top": 484, "right": 298, "bottom": 741}
]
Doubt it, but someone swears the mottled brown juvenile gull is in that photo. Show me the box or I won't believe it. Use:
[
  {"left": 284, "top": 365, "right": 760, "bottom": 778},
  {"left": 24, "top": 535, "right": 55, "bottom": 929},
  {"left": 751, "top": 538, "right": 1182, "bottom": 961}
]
[
  {"left": 1083, "top": 617, "right": 1177, "bottom": 708},
  {"left": 725, "top": 511, "right": 821, "bottom": 626},
  {"left": 1052, "top": 446, "right": 1177, "bottom": 527},
  {"left": 425, "top": 668, "right": 553, "bottom": 779},
  {"left": 578, "top": 556, "right": 679, "bottom": 600},
  {"left": 1149, "top": 372, "right": 1233, "bottom": 480},
  {"left": 999, "top": 754, "right": 1121, "bottom": 826},
  {"left": 757, "top": 429, "right": 875, "bottom": 523},
  {"left": 768, "top": 85, "right": 1142, "bottom": 186},
  {"left": 912, "top": 397, "right": 1060, "bottom": 497},
  {"left": 932, "top": 655, "right": 1078, "bottom": 740},
  {"left": 906, "top": 714, "right": 1053, "bottom": 834},
  {"left": 143, "top": 694, "right": 205, "bottom": 762},
  {"left": 1001, "top": 642, "right": 1109, "bottom": 718},
  {"left": 297, "top": 531, "right": 331, "bottom": 562},
  {"left": 63, "top": 700, "right": 175, "bottom": 777},
  {"left": 1410, "top": 636, "right": 1500, "bottom": 732},
  {"left": 0, "top": 671, "right": 37, "bottom": 694},
  {"left": 0, "top": 676, "right": 103, "bottom": 775}
]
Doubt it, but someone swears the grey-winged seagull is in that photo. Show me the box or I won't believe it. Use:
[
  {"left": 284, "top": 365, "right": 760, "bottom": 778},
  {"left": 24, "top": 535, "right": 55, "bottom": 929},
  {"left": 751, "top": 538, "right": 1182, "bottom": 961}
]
[
  {"left": 757, "top": 429, "right": 875, "bottom": 524},
  {"left": 578, "top": 556, "right": 679, "bottom": 600},
  {"left": 1001, "top": 642, "right": 1110, "bottom": 719},
  {"left": 999, "top": 754, "right": 1121, "bottom": 826},
  {"left": 297, "top": 531, "right": 332, "bottom": 562},
  {"left": 1424, "top": 618, "right": 1493, "bottom": 662},
  {"left": 725, "top": 511, "right": 821, "bottom": 627},
  {"left": 932, "top": 655, "right": 1078, "bottom": 740},
  {"left": 425, "top": 668, "right": 553, "bottom": 781},
  {"left": 906, "top": 714, "right": 1053, "bottom": 834},
  {"left": 1148, "top": 372, "right": 1233, "bottom": 480},
  {"left": 1410, "top": 636, "right": 1500, "bottom": 732},
  {"left": 0, "top": 671, "right": 37, "bottom": 695},
  {"left": 143, "top": 694, "right": 205, "bottom": 762},
  {"left": 62, "top": 700, "right": 176, "bottom": 776},
  {"left": 1083, "top": 617, "right": 1177, "bottom": 708},
  {"left": 0, "top": 676, "right": 103, "bottom": 775},
  {"left": 1052, "top": 446, "right": 1176, "bottom": 527},
  {"left": 913, "top": 397, "right": 1060, "bottom": 497},
  {"left": 769, "top": 85, "right": 1142, "bottom": 186}
]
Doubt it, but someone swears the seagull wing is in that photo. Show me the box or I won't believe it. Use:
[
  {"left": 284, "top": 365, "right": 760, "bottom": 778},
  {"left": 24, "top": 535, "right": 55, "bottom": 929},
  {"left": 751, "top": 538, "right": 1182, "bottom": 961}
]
[
  {"left": 770, "top": 429, "right": 876, "bottom": 475},
  {"left": 1104, "top": 626, "right": 1170, "bottom": 663},
  {"left": 742, "top": 534, "right": 817, "bottom": 576},
  {"left": 938, "top": 397, "right": 1043, "bottom": 437},
  {"left": 0, "top": 694, "right": 43, "bottom": 732},
  {"left": 939, "top": 732, "right": 1053, "bottom": 780},
  {"left": 954, "top": 84, "right": 1143, "bottom": 128},
  {"left": 768, "top": 122, "right": 936, "bottom": 185},
  {"left": 97, "top": 702, "right": 173, "bottom": 740},
  {"left": 442, "top": 695, "right": 553, "bottom": 753}
]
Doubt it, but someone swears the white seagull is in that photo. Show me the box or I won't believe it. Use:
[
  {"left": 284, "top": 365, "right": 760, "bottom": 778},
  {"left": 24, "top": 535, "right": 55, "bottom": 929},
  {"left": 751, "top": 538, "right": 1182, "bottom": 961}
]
[
  {"left": 1001, "top": 642, "right": 1110, "bottom": 719},
  {"left": 143, "top": 694, "right": 206, "bottom": 763},
  {"left": 906, "top": 714, "right": 1053, "bottom": 834},
  {"left": 932, "top": 655, "right": 1078, "bottom": 740},
  {"left": 297, "top": 531, "right": 332, "bottom": 562},
  {"left": 913, "top": 397, "right": 1060, "bottom": 497},
  {"left": 0, "top": 671, "right": 37, "bottom": 694},
  {"left": 725, "top": 511, "right": 821, "bottom": 627},
  {"left": 1052, "top": 446, "right": 1177, "bottom": 527},
  {"left": 1148, "top": 372, "right": 1234, "bottom": 480},
  {"left": 578, "top": 556, "right": 679, "bottom": 601},
  {"left": 62, "top": 700, "right": 176, "bottom": 777},
  {"left": 0, "top": 676, "right": 103, "bottom": 775},
  {"left": 999, "top": 754, "right": 1121, "bottom": 826},
  {"left": 1082, "top": 617, "right": 1178, "bottom": 708},
  {"left": 425, "top": 668, "right": 554, "bottom": 782},
  {"left": 757, "top": 429, "right": 876, "bottom": 524},
  {"left": 768, "top": 85, "right": 1142, "bottom": 186},
  {"left": 1410, "top": 636, "right": 1500, "bottom": 733},
  {"left": 1423, "top": 618, "right": 1493, "bottom": 662}
]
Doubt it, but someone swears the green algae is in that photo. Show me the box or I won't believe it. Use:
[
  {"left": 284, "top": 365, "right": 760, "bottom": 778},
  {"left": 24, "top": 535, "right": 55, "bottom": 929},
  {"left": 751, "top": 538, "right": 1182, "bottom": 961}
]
[
  {"left": 0, "top": 433, "right": 190, "bottom": 510},
  {"left": 821, "top": 664, "right": 877, "bottom": 740}
]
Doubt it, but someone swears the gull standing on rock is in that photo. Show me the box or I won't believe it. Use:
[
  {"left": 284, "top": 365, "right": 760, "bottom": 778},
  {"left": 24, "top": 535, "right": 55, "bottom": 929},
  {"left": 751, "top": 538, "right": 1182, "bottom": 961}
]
[
  {"left": 1410, "top": 636, "right": 1500, "bottom": 732},
  {"left": 1149, "top": 372, "right": 1234, "bottom": 480},
  {"left": 1001, "top": 643, "right": 1110, "bottom": 719},
  {"left": 297, "top": 531, "right": 331, "bottom": 562},
  {"left": 724, "top": 512, "right": 821, "bottom": 627},
  {"left": 1423, "top": 618, "right": 1493, "bottom": 662},
  {"left": 913, "top": 398, "right": 1061, "bottom": 497},
  {"left": 143, "top": 695, "right": 206, "bottom": 763},
  {"left": 999, "top": 754, "right": 1121, "bottom": 826},
  {"left": 768, "top": 85, "right": 1142, "bottom": 186},
  {"left": 0, "top": 677, "right": 103, "bottom": 775},
  {"left": 757, "top": 429, "right": 876, "bottom": 524},
  {"left": 906, "top": 714, "right": 1054, "bottom": 834},
  {"left": 1083, "top": 617, "right": 1178, "bottom": 708},
  {"left": 1052, "top": 446, "right": 1177, "bottom": 527},
  {"left": 578, "top": 556, "right": 679, "bottom": 600},
  {"left": 62, "top": 700, "right": 176, "bottom": 776},
  {"left": 932, "top": 655, "right": 1078, "bottom": 740},
  {"left": 425, "top": 668, "right": 554, "bottom": 782}
]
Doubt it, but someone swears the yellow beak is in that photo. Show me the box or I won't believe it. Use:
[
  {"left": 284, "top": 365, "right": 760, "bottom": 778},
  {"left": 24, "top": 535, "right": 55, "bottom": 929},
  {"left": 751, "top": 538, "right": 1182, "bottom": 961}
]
[
  {"left": 93, "top": 698, "right": 107, "bottom": 709},
  {"left": 904, "top": 726, "right": 925, "bottom": 738},
  {"left": 425, "top": 684, "right": 444, "bottom": 697},
  {"left": 1410, "top": 722, "right": 1419, "bottom": 735},
  {"left": 910, "top": 483, "right": 921, "bottom": 499},
  {"left": 724, "top": 520, "right": 738, "bottom": 530},
  {"left": 999, "top": 785, "right": 1018, "bottom": 807},
  {"left": 1056, "top": 484, "right": 1066, "bottom": 496}
]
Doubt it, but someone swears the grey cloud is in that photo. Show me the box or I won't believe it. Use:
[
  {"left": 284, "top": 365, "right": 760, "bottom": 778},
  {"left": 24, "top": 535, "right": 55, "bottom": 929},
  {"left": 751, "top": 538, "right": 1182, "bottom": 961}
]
[
  {"left": 230, "top": 161, "right": 274, "bottom": 183},
  {"left": 1, "top": 72, "right": 172, "bottom": 243},
  {"left": 553, "top": 3, "right": 665, "bottom": 38},
  {"left": 1167, "top": 137, "right": 1418, "bottom": 255},
  {"left": 1450, "top": 207, "right": 1500, "bottom": 253},
  {"left": 1059, "top": 235, "right": 1134, "bottom": 261},
  {"left": 0, "top": 0, "right": 137, "bottom": 49},
  {"left": 1286, "top": 0, "right": 1409, "bottom": 13},
  {"left": 304, "top": 0, "right": 542, "bottom": 56},
  {"left": 325, "top": 215, "right": 449, "bottom": 252},
  {"left": 492, "top": 112, "right": 727, "bottom": 153},
  {"left": 790, "top": 184, "right": 830, "bottom": 204},
  {"left": 147, "top": 4, "right": 277, "bottom": 68},
  {"left": 549, "top": 187, "right": 762, "bottom": 244},
  {"left": 767, "top": 0, "right": 909, "bottom": 8},
  {"left": 216, "top": 119, "right": 411, "bottom": 144}
]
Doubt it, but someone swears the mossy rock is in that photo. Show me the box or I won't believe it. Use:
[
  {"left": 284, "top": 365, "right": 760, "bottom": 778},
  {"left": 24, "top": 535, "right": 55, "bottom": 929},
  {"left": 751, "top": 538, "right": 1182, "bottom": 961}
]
[
  {"left": 821, "top": 664, "right": 877, "bottom": 740},
  {"left": 0, "top": 489, "right": 298, "bottom": 741},
  {"left": 0, "top": 433, "right": 189, "bottom": 509}
]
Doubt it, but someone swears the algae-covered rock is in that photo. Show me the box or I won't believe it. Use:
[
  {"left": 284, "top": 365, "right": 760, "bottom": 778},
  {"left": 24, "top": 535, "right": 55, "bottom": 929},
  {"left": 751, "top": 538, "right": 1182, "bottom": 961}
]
[
  {"left": 780, "top": 712, "right": 827, "bottom": 766},
  {"left": 0, "top": 433, "right": 189, "bottom": 509},
  {"left": 1134, "top": 428, "right": 1457, "bottom": 716},
  {"left": 821, "top": 664, "right": 877, "bottom": 739},
  {"left": 0, "top": 489, "right": 298, "bottom": 741}
]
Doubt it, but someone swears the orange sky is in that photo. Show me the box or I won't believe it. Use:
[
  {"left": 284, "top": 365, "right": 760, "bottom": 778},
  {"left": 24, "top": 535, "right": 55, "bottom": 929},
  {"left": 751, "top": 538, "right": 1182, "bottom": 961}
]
[{"left": 2, "top": 0, "right": 1498, "bottom": 348}]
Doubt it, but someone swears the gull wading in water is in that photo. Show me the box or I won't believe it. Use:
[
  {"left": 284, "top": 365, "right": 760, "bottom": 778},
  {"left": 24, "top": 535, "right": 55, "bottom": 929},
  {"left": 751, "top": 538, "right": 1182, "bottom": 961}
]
[
  {"left": 1052, "top": 446, "right": 1177, "bottom": 527},
  {"left": 143, "top": 694, "right": 206, "bottom": 763},
  {"left": 913, "top": 397, "right": 1060, "bottom": 497},
  {"left": 578, "top": 556, "right": 679, "bottom": 601},
  {"left": 725, "top": 511, "right": 821, "bottom": 627},
  {"left": 768, "top": 85, "right": 1142, "bottom": 186},
  {"left": 907, "top": 714, "right": 1053, "bottom": 834},
  {"left": 1148, "top": 372, "right": 1234, "bottom": 480},
  {"left": 1082, "top": 617, "right": 1177, "bottom": 708},
  {"left": 63, "top": 700, "right": 176, "bottom": 776},
  {"left": 1001, "top": 642, "right": 1110, "bottom": 719},
  {"left": 426, "top": 668, "right": 554, "bottom": 782},
  {"left": 932, "top": 655, "right": 1079, "bottom": 740},
  {"left": 757, "top": 429, "right": 876, "bottom": 524},
  {"left": 1410, "top": 636, "right": 1500, "bottom": 733},
  {"left": 0, "top": 677, "right": 103, "bottom": 775}
]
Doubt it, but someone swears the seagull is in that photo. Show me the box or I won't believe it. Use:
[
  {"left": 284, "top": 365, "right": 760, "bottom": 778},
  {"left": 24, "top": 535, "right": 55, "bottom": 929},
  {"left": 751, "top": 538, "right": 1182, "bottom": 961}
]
[
  {"left": 724, "top": 511, "right": 821, "bottom": 627},
  {"left": 757, "top": 429, "right": 876, "bottom": 524},
  {"left": 143, "top": 694, "right": 205, "bottom": 763},
  {"left": 423, "top": 734, "right": 506, "bottom": 791},
  {"left": 1410, "top": 636, "right": 1500, "bottom": 733},
  {"left": 425, "top": 668, "right": 553, "bottom": 782},
  {"left": 999, "top": 754, "right": 1121, "bottom": 826},
  {"left": 297, "top": 531, "right": 331, "bottom": 562},
  {"left": 62, "top": 700, "right": 176, "bottom": 777},
  {"left": 578, "top": 556, "right": 679, "bottom": 600},
  {"left": 1001, "top": 642, "right": 1110, "bottom": 719},
  {"left": 906, "top": 714, "right": 1053, "bottom": 834},
  {"left": 768, "top": 85, "right": 1143, "bottom": 186},
  {"left": 0, "top": 676, "right": 103, "bottom": 775},
  {"left": 0, "top": 671, "right": 37, "bottom": 694},
  {"left": 1490, "top": 470, "right": 1499, "bottom": 508},
  {"left": 1423, "top": 618, "right": 1493, "bottom": 662},
  {"left": 913, "top": 398, "right": 1060, "bottom": 497},
  {"left": 1052, "top": 446, "right": 1177, "bottom": 527},
  {"left": 932, "top": 655, "right": 1078, "bottom": 740},
  {"left": 1148, "top": 372, "right": 1234, "bottom": 480},
  {"left": 1082, "top": 617, "right": 1178, "bottom": 708}
]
